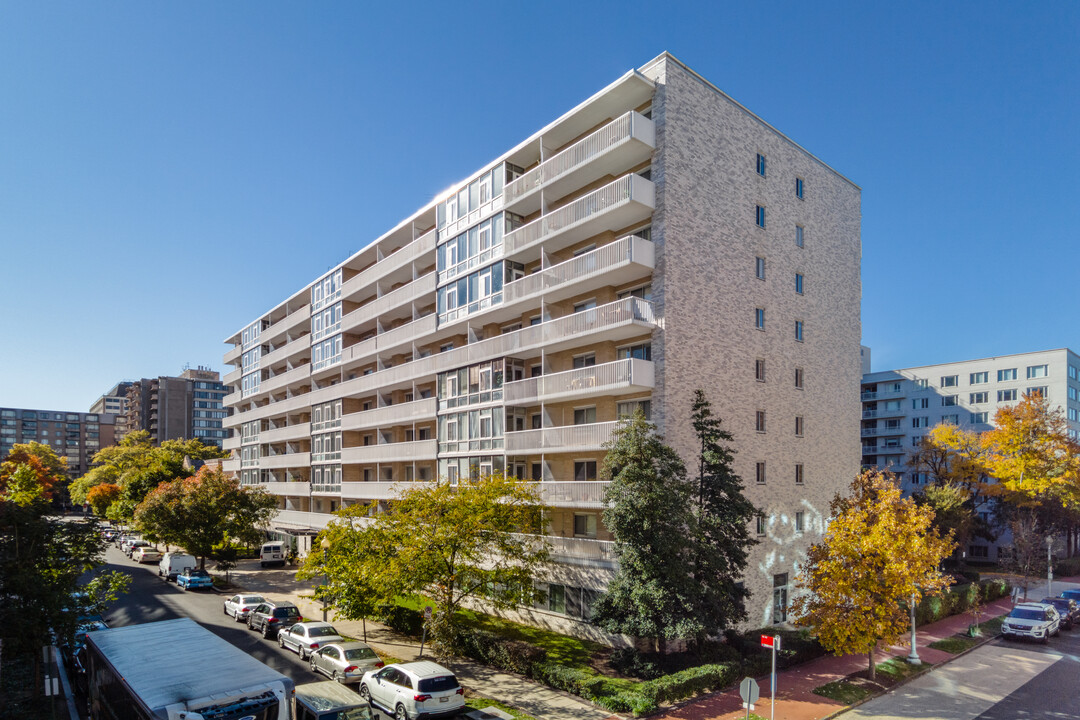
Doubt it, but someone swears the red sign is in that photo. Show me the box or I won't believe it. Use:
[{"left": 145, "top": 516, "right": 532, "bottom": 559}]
[{"left": 760, "top": 634, "right": 774, "bottom": 648}]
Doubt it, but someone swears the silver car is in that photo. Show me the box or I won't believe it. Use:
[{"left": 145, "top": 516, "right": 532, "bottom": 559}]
[
  {"left": 278, "top": 621, "right": 344, "bottom": 660},
  {"left": 222, "top": 594, "right": 266, "bottom": 622},
  {"left": 309, "top": 641, "right": 384, "bottom": 684}
]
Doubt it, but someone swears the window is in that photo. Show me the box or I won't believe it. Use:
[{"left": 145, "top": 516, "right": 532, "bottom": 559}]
[
  {"left": 795, "top": 463, "right": 804, "bottom": 484},
  {"left": 617, "top": 400, "right": 652, "bottom": 420},
  {"left": 756, "top": 153, "right": 766, "bottom": 176},
  {"left": 970, "top": 371, "right": 988, "bottom": 385},
  {"left": 1027, "top": 364, "right": 1049, "bottom": 379},
  {"left": 912, "top": 398, "right": 929, "bottom": 409},
  {"left": 794, "top": 320, "right": 804, "bottom": 342},
  {"left": 914, "top": 378, "right": 928, "bottom": 389},
  {"left": 573, "top": 514, "right": 597, "bottom": 538},
  {"left": 617, "top": 343, "right": 652, "bottom": 361},
  {"left": 795, "top": 512, "right": 804, "bottom": 533},
  {"left": 773, "top": 573, "right": 789, "bottom": 623},
  {"left": 795, "top": 416, "right": 804, "bottom": 436},
  {"left": 940, "top": 375, "right": 958, "bottom": 387},
  {"left": 573, "top": 299, "right": 597, "bottom": 313},
  {"left": 795, "top": 273, "right": 804, "bottom": 294},
  {"left": 1071, "top": 365, "right": 1079, "bottom": 380},
  {"left": 912, "top": 435, "right": 923, "bottom": 447},
  {"left": 756, "top": 411, "right": 766, "bottom": 433},
  {"left": 998, "top": 368, "right": 1017, "bottom": 381},
  {"left": 548, "top": 584, "right": 566, "bottom": 614},
  {"left": 998, "top": 389, "right": 1018, "bottom": 402},
  {"left": 572, "top": 353, "right": 596, "bottom": 369},
  {"left": 795, "top": 177, "right": 805, "bottom": 199},
  {"left": 574, "top": 461, "right": 597, "bottom": 482},
  {"left": 795, "top": 225, "right": 804, "bottom": 247},
  {"left": 970, "top": 412, "right": 988, "bottom": 424},
  {"left": 794, "top": 367, "right": 804, "bottom": 389},
  {"left": 756, "top": 205, "right": 766, "bottom": 228},
  {"left": 969, "top": 545, "right": 989, "bottom": 559},
  {"left": 756, "top": 514, "right": 766, "bottom": 535},
  {"left": 573, "top": 407, "right": 597, "bottom": 425},
  {"left": 912, "top": 417, "right": 928, "bottom": 428},
  {"left": 755, "top": 308, "right": 766, "bottom": 330},
  {"left": 755, "top": 256, "right": 766, "bottom": 280},
  {"left": 942, "top": 396, "right": 957, "bottom": 406},
  {"left": 755, "top": 359, "right": 766, "bottom": 382},
  {"left": 970, "top": 392, "right": 988, "bottom": 404},
  {"left": 1070, "top": 387, "right": 1078, "bottom": 401},
  {"left": 942, "top": 414, "right": 959, "bottom": 425},
  {"left": 756, "top": 461, "right": 767, "bottom": 484},
  {"left": 1026, "top": 386, "right": 1047, "bottom": 398}
]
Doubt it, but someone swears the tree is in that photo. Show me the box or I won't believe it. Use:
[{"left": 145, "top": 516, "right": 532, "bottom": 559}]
[
  {"left": 688, "top": 390, "right": 758, "bottom": 643},
  {"left": 592, "top": 412, "right": 699, "bottom": 648},
  {"left": 86, "top": 483, "right": 121, "bottom": 517},
  {"left": 913, "top": 481, "right": 994, "bottom": 565},
  {"left": 999, "top": 512, "right": 1048, "bottom": 601},
  {"left": 1, "top": 442, "right": 68, "bottom": 502},
  {"left": 300, "top": 473, "right": 550, "bottom": 653},
  {"left": 134, "top": 466, "right": 277, "bottom": 568},
  {"left": 791, "top": 470, "right": 954, "bottom": 680}
]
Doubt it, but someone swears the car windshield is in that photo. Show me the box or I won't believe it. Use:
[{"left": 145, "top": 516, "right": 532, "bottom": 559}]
[
  {"left": 189, "top": 569, "right": 210, "bottom": 578},
  {"left": 1010, "top": 608, "right": 1046, "bottom": 620},
  {"left": 274, "top": 608, "right": 300, "bottom": 618},
  {"left": 344, "top": 647, "right": 378, "bottom": 660},
  {"left": 242, "top": 596, "right": 264, "bottom": 604},
  {"left": 309, "top": 626, "right": 340, "bottom": 637},
  {"left": 418, "top": 675, "right": 459, "bottom": 693}
]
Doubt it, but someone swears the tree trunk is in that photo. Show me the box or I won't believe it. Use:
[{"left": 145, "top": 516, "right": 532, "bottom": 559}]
[{"left": 868, "top": 646, "right": 875, "bottom": 681}]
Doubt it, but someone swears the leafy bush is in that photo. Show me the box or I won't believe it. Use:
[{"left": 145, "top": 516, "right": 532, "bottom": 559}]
[
  {"left": 609, "top": 647, "right": 666, "bottom": 680},
  {"left": 913, "top": 579, "right": 1011, "bottom": 625},
  {"left": 723, "top": 627, "right": 826, "bottom": 669},
  {"left": 377, "top": 603, "right": 424, "bottom": 636},
  {"left": 454, "top": 627, "right": 547, "bottom": 676},
  {"left": 1054, "top": 556, "right": 1080, "bottom": 578},
  {"left": 636, "top": 662, "right": 742, "bottom": 704}
]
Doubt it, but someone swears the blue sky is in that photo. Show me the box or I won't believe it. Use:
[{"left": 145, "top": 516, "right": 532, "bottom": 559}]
[{"left": 1, "top": 1, "right": 1077, "bottom": 411}]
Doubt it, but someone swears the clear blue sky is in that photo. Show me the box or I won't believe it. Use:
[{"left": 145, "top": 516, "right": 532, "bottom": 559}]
[{"left": 1, "top": 1, "right": 1077, "bottom": 411}]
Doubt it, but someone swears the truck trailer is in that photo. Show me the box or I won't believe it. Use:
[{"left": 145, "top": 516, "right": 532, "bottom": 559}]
[{"left": 85, "top": 617, "right": 295, "bottom": 720}]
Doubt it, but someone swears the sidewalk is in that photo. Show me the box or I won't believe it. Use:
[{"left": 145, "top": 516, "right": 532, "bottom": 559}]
[{"left": 224, "top": 559, "right": 617, "bottom": 720}]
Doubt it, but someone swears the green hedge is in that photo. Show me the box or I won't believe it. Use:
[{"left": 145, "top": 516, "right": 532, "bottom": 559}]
[
  {"left": 453, "top": 627, "right": 547, "bottom": 676},
  {"left": 376, "top": 603, "right": 425, "bottom": 636},
  {"left": 913, "top": 579, "right": 1010, "bottom": 626},
  {"left": 1055, "top": 556, "right": 1080, "bottom": 578},
  {"left": 723, "top": 627, "right": 826, "bottom": 670}
]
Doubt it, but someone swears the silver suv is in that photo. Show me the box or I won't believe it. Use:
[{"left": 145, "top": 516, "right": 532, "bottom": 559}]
[
  {"left": 1002, "top": 602, "right": 1060, "bottom": 643},
  {"left": 359, "top": 660, "right": 464, "bottom": 720},
  {"left": 247, "top": 600, "right": 303, "bottom": 639}
]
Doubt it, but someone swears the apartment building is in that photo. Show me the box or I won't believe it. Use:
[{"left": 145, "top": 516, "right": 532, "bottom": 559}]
[
  {"left": 0, "top": 407, "right": 117, "bottom": 478},
  {"left": 125, "top": 367, "right": 229, "bottom": 447},
  {"left": 221, "top": 53, "right": 862, "bottom": 631},
  {"left": 90, "top": 381, "right": 133, "bottom": 437},
  {"left": 861, "top": 348, "right": 1080, "bottom": 559}
]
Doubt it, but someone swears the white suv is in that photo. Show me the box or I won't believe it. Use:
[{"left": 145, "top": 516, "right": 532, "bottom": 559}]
[
  {"left": 1003, "top": 602, "right": 1061, "bottom": 643},
  {"left": 359, "top": 661, "right": 464, "bottom": 720}
]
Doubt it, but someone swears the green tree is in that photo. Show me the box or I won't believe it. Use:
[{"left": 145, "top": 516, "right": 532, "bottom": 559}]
[
  {"left": 300, "top": 473, "right": 550, "bottom": 653},
  {"left": 134, "top": 466, "right": 277, "bottom": 568},
  {"left": 593, "top": 412, "right": 698, "bottom": 649},
  {"left": 791, "top": 470, "right": 954, "bottom": 680},
  {"left": 688, "top": 390, "right": 758, "bottom": 643}
]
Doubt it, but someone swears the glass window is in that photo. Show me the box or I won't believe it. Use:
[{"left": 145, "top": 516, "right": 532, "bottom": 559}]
[
  {"left": 942, "top": 396, "right": 958, "bottom": 406},
  {"left": 755, "top": 359, "right": 766, "bottom": 382},
  {"left": 795, "top": 367, "right": 804, "bottom": 389},
  {"left": 795, "top": 225, "right": 804, "bottom": 247},
  {"left": 795, "top": 273, "right": 804, "bottom": 294},
  {"left": 795, "top": 416, "right": 804, "bottom": 436},
  {"left": 970, "top": 412, "right": 988, "bottom": 424},
  {"left": 795, "top": 464, "right": 804, "bottom": 484},
  {"left": 755, "top": 308, "right": 765, "bottom": 330},
  {"left": 998, "top": 389, "right": 1017, "bottom": 402},
  {"left": 998, "top": 368, "right": 1017, "bottom": 381},
  {"left": 773, "top": 573, "right": 789, "bottom": 623},
  {"left": 1027, "top": 365, "right": 1048, "bottom": 379},
  {"left": 756, "top": 461, "right": 766, "bottom": 484},
  {"left": 756, "top": 514, "right": 766, "bottom": 535},
  {"left": 795, "top": 177, "right": 804, "bottom": 199},
  {"left": 573, "top": 407, "right": 597, "bottom": 425},
  {"left": 756, "top": 153, "right": 766, "bottom": 176},
  {"left": 795, "top": 320, "right": 804, "bottom": 342},
  {"left": 755, "top": 256, "right": 765, "bottom": 280},
  {"left": 970, "top": 371, "right": 988, "bottom": 384},
  {"left": 574, "top": 461, "right": 597, "bottom": 482},
  {"left": 940, "top": 375, "right": 958, "bottom": 387},
  {"left": 573, "top": 514, "right": 597, "bottom": 538},
  {"left": 756, "top": 205, "right": 766, "bottom": 228},
  {"left": 756, "top": 411, "right": 766, "bottom": 433}
]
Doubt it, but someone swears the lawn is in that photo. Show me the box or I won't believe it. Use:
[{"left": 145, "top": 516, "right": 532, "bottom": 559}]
[
  {"left": 929, "top": 613, "right": 1006, "bottom": 654},
  {"left": 464, "top": 696, "right": 538, "bottom": 720},
  {"left": 813, "top": 656, "right": 925, "bottom": 704}
]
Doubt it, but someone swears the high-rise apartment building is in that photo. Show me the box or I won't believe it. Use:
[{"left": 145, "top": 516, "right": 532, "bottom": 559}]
[
  {"left": 0, "top": 407, "right": 117, "bottom": 478},
  {"left": 861, "top": 348, "right": 1080, "bottom": 559},
  {"left": 90, "top": 381, "right": 133, "bottom": 437},
  {"left": 125, "top": 367, "right": 229, "bottom": 447},
  {"left": 221, "top": 53, "right": 862, "bottom": 629}
]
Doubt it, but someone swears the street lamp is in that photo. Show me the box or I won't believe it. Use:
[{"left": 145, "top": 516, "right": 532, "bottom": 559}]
[
  {"left": 1047, "top": 536, "right": 1054, "bottom": 600},
  {"left": 320, "top": 537, "right": 331, "bottom": 622},
  {"left": 906, "top": 592, "right": 921, "bottom": 665}
]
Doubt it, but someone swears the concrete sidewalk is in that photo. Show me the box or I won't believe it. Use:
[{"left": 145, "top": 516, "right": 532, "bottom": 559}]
[{"left": 224, "top": 559, "right": 617, "bottom": 720}]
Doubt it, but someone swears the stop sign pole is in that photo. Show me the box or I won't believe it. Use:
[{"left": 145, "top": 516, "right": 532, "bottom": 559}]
[{"left": 761, "top": 634, "right": 781, "bottom": 720}]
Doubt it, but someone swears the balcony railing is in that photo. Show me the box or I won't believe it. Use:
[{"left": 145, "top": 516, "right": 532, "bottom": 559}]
[
  {"left": 342, "top": 314, "right": 438, "bottom": 369},
  {"left": 340, "top": 398, "right": 437, "bottom": 432},
  {"left": 271, "top": 509, "right": 338, "bottom": 530},
  {"left": 339, "top": 440, "right": 438, "bottom": 464},
  {"left": 503, "top": 174, "right": 654, "bottom": 257},
  {"left": 261, "top": 422, "right": 311, "bottom": 444},
  {"left": 504, "top": 111, "right": 655, "bottom": 208},
  {"left": 505, "top": 421, "right": 617, "bottom": 454},
  {"left": 860, "top": 427, "right": 905, "bottom": 437},
  {"left": 260, "top": 452, "right": 312, "bottom": 470},
  {"left": 535, "top": 481, "right": 611, "bottom": 508},
  {"left": 258, "top": 482, "right": 311, "bottom": 496},
  {"left": 340, "top": 229, "right": 437, "bottom": 304},
  {"left": 861, "top": 388, "right": 905, "bottom": 401},
  {"left": 504, "top": 358, "right": 654, "bottom": 405},
  {"left": 340, "top": 481, "right": 435, "bottom": 501},
  {"left": 341, "top": 274, "right": 437, "bottom": 337},
  {"left": 510, "top": 533, "right": 616, "bottom": 567}
]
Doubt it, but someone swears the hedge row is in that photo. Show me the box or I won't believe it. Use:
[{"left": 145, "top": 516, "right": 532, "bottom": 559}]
[
  {"left": 1054, "top": 556, "right": 1080, "bottom": 577},
  {"left": 913, "top": 578, "right": 1010, "bottom": 626}
]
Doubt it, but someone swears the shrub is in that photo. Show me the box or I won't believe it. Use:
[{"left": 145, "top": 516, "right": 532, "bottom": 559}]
[
  {"left": 1054, "top": 556, "right": 1080, "bottom": 578},
  {"left": 610, "top": 647, "right": 665, "bottom": 680},
  {"left": 377, "top": 604, "right": 424, "bottom": 636},
  {"left": 637, "top": 662, "right": 742, "bottom": 704},
  {"left": 913, "top": 579, "right": 1011, "bottom": 626},
  {"left": 453, "top": 627, "right": 547, "bottom": 676},
  {"left": 723, "top": 627, "right": 826, "bottom": 669}
]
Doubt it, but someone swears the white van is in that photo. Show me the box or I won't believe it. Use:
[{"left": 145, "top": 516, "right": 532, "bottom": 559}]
[
  {"left": 159, "top": 552, "right": 197, "bottom": 582},
  {"left": 260, "top": 542, "right": 286, "bottom": 568}
]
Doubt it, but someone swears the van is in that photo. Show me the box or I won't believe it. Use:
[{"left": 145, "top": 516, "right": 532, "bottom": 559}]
[
  {"left": 159, "top": 552, "right": 197, "bottom": 582},
  {"left": 261, "top": 542, "right": 286, "bottom": 568},
  {"left": 294, "top": 680, "right": 377, "bottom": 720}
]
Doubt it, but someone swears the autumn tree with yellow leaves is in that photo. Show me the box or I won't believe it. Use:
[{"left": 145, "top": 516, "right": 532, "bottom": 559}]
[{"left": 791, "top": 470, "right": 954, "bottom": 680}]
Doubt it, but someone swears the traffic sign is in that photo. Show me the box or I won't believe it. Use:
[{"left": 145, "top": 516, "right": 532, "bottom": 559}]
[
  {"left": 739, "top": 677, "right": 760, "bottom": 704},
  {"left": 760, "top": 634, "right": 782, "bottom": 650}
]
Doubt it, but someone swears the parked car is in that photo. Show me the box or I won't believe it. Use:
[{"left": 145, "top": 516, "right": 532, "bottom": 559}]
[
  {"left": 1060, "top": 588, "right": 1080, "bottom": 604},
  {"left": 223, "top": 594, "right": 266, "bottom": 622},
  {"left": 176, "top": 567, "right": 214, "bottom": 591},
  {"left": 118, "top": 535, "right": 141, "bottom": 553},
  {"left": 295, "top": 679, "right": 376, "bottom": 719},
  {"left": 309, "top": 641, "right": 384, "bottom": 684},
  {"left": 1043, "top": 596, "right": 1080, "bottom": 629},
  {"left": 132, "top": 547, "right": 163, "bottom": 564},
  {"left": 359, "top": 661, "right": 464, "bottom": 720},
  {"left": 248, "top": 600, "right": 303, "bottom": 639},
  {"left": 277, "top": 621, "right": 345, "bottom": 660},
  {"left": 159, "top": 552, "right": 197, "bottom": 582},
  {"left": 125, "top": 539, "right": 151, "bottom": 558},
  {"left": 101, "top": 529, "right": 118, "bottom": 542},
  {"left": 260, "top": 541, "right": 287, "bottom": 568},
  {"left": 1002, "top": 602, "right": 1061, "bottom": 643}
]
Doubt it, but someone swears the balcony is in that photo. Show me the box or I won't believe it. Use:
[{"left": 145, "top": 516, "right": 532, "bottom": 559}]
[
  {"left": 260, "top": 452, "right": 312, "bottom": 470},
  {"left": 504, "top": 111, "right": 655, "bottom": 216},
  {"left": 340, "top": 481, "right": 434, "bottom": 501},
  {"left": 341, "top": 314, "right": 438, "bottom": 370},
  {"left": 341, "top": 230, "right": 437, "bottom": 304},
  {"left": 256, "top": 364, "right": 312, "bottom": 399},
  {"left": 261, "top": 422, "right": 311, "bottom": 444},
  {"left": 504, "top": 358, "right": 654, "bottom": 406},
  {"left": 501, "top": 234, "right": 654, "bottom": 310},
  {"left": 271, "top": 509, "right": 338, "bottom": 531},
  {"left": 224, "top": 345, "right": 243, "bottom": 365},
  {"left": 861, "top": 426, "right": 905, "bottom": 437},
  {"left": 535, "top": 481, "right": 611, "bottom": 508},
  {"left": 258, "top": 482, "right": 312, "bottom": 496},
  {"left": 511, "top": 533, "right": 616, "bottom": 568},
  {"left": 861, "top": 388, "right": 905, "bottom": 401},
  {"left": 223, "top": 367, "right": 243, "bottom": 387},
  {"left": 263, "top": 306, "right": 313, "bottom": 347},
  {"left": 339, "top": 440, "right": 438, "bottom": 464},
  {"left": 340, "top": 398, "right": 437, "bottom": 433},
  {"left": 222, "top": 436, "right": 240, "bottom": 451},
  {"left": 505, "top": 421, "right": 617, "bottom": 454},
  {"left": 340, "top": 273, "right": 437, "bottom": 337},
  {"left": 260, "top": 335, "right": 312, "bottom": 370},
  {"left": 221, "top": 458, "right": 239, "bottom": 473},
  {"left": 504, "top": 174, "right": 655, "bottom": 263}
]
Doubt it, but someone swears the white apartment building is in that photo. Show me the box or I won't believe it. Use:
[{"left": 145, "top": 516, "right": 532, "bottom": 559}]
[
  {"left": 861, "top": 348, "right": 1080, "bottom": 559},
  {"left": 221, "top": 53, "right": 862, "bottom": 632}
]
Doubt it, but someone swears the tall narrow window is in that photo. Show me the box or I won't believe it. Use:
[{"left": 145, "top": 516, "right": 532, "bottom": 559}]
[
  {"left": 795, "top": 225, "right": 804, "bottom": 247},
  {"left": 755, "top": 359, "right": 766, "bottom": 382},
  {"left": 795, "top": 463, "right": 804, "bottom": 484},
  {"left": 756, "top": 153, "right": 766, "bottom": 176},
  {"left": 795, "top": 177, "right": 805, "bottom": 199},
  {"left": 795, "top": 367, "right": 804, "bottom": 389},
  {"left": 756, "top": 461, "right": 767, "bottom": 484},
  {"left": 756, "top": 411, "right": 766, "bottom": 433},
  {"left": 795, "top": 512, "right": 804, "bottom": 533},
  {"left": 755, "top": 308, "right": 766, "bottom": 330},
  {"left": 795, "top": 416, "right": 804, "bottom": 436},
  {"left": 795, "top": 273, "right": 804, "bottom": 294},
  {"left": 756, "top": 205, "right": 766, "bottom": 228},
  {"left": 756, "top": 513, "right": 766, "bottom": 535},
  {"left": 795, "top": 320, "right": 804, "bottom": 342},
  {"left": 773, "top": 573, "right": 789, "bottom": 623},
  {"left": 755, "top": 256, "right": 766, "bottom": 280}
]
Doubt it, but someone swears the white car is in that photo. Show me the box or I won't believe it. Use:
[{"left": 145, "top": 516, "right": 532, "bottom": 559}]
[
  {"left": 359, "top": 661, "right": 465, "bottom": 720},
  {"left": 1002, "top": 602, "right": 1061, "bottom": 643},
  {"left": 277, "top": 621, "right": 344, "bottom": 660},
  {"left": 131, "top": 547, "right": 162, "bottom": 564},
  {"left": 222, "top": 594, "right": 266, "bottom": 622}
]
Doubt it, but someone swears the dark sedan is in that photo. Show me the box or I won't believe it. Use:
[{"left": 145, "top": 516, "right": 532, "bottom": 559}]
[{"left": 1044, "top": 596, "right": 1080, "bottom": 629}]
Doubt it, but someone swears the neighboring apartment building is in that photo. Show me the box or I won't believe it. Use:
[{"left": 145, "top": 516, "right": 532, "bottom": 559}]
[
  {"left": 125, "top": 367, "right": 229, "bottom": 447},
  {"left": 221, "top": 53, "right": 862, "bottom": 631},
  {"left": 90, "top": 381, "right": 133, "bottom": 437},
  {"left": 861, "top": 348, "right": 1080, "bottom": 559},
  {"left": 0, "top": 407, "right": 117, "bottom": 478}
]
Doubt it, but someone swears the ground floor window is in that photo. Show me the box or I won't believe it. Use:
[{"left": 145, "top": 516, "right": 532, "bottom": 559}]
[{"left": 773, "top": 573, "right": 789, "bottom": 623}]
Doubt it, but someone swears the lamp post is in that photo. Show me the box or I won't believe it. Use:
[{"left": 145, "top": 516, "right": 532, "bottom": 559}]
[
  {"left": 320, "top": 537, "right": 331, "bottom": 622},
  {"left": 1047, "top": 536, "right": 1054, "bottom": 600},
  {"left": 906, "top": 592, "right": 921, "bottom": 665}
]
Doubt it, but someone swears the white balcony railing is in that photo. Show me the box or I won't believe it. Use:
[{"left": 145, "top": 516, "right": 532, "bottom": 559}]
[
  {"left": 505, "top": 421, "right": 617, "bottom": 454},
  {"left": 535, "top": 481, "right": 611, "bottom": 508},
  {"left": 510, "top": 533, "right": 616, "bottom": 566},
  {"left": 340, "top": 229, "right": 437, "bottom": 304},
  {"left": 258, "top": 482, "right": 312, "bottom": 496},
  {"left": 504, "top": 358, "right": 654, "bottom": 406},
  {"left": 260, "top": 452, "right": 312, "bottom": 470},
  {"left": 339, "top": 398, "right": 437, "bottom": 433},
  {"left": 339, "top": 440, "right": 438, "bottom": 464},
  {"left": 340, "top": 481, "right": 435, "bottom": 501},
  {"left": 271, "top": 509, "right": 338, "bottom": 530},
  {"left": 261, "top": 422, "right": 311, "bottom": 444}
]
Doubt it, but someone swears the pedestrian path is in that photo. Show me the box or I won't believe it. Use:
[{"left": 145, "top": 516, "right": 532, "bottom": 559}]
[{"left": 225, "top": 559, "right": 617, "bottom": 720}]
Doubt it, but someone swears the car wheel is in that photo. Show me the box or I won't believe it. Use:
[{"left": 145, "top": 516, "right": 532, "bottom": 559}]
[
  {"left": 394, "top": 704, "right": 409, "bottom": 720},
  {"left": 299, "top": 647, "right": 308, "bottom": 660},
  {"left": 335, "top": 671, "right": 346, "bottom": 684},
  {"left": 234, "top": 613, "right": 244, "bottom": 624},
  {"left": 278, "top": 635, "right": 286, "bottom": 649},
  {"left": 248, "top": 618, "right": 256, "bottom": 631},
  {"left": 310, "top": 657, "right": 318, "bottom": 673},
  {"left": 1042, "top": 632, "right": 1050, "bottom": 644},
  {"left": 223, "top": 605, "right": 228, "bottom": 616},
  {"left": 262, "top": 625, "right": 271, "bottom": 639},
  {"left": 359, "top": 685, "right": 370, "bottom": 701}
]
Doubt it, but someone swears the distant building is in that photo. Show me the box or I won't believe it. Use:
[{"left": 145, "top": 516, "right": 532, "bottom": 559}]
[
  {"left": 90, "top": 381, "right": 133, "bottom": 437},
  {"left": 0, "top": 407, "right": 117, "bottom": 478},
  {"left": 124, "top": 367, "right": 229, "bottom": 447}
]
